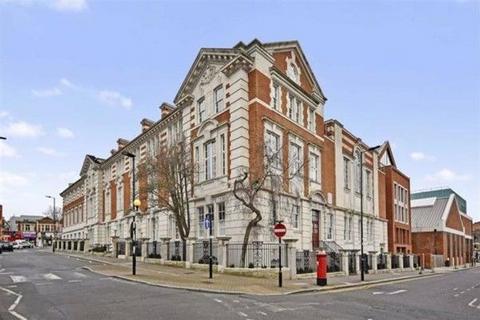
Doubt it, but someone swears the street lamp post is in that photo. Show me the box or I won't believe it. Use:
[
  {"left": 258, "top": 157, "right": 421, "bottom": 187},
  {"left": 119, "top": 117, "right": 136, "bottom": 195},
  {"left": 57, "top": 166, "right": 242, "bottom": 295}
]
[
  {"left": 122, "top": 151, "right": 140, "bottom": 276},
  {"left": 46, "top": 195, "right": 56, "bottom": 252},
  {"left": 360, "top": 145, "right": 381, "bottom": 282}
]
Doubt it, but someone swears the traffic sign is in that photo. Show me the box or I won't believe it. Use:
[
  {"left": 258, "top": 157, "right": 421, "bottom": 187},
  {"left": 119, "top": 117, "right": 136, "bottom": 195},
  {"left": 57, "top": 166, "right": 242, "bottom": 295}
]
[
  {"left": 274, "top": 223, "right": 287, "bottom": 238},
  {"left": 204, "top": 218, "right": 211, "bottom": 230}
]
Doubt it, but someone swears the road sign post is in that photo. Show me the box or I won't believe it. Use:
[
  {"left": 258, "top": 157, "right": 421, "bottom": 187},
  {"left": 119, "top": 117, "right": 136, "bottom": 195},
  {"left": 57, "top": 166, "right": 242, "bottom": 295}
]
[{"left": 274, "top": 223, "right": 287, "bottom": 288}]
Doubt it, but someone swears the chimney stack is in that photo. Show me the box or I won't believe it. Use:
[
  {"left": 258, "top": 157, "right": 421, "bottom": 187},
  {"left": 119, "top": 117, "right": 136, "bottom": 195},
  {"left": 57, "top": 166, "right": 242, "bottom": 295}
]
[
  {"left": 141, "top": 118, "right": 155, "bottom": 132},
  {"left": 116, "top": 138, "right": 130, "bottom": 151},
  {"left": 160, "top": 102, "right": 175, "bottom": 119}
]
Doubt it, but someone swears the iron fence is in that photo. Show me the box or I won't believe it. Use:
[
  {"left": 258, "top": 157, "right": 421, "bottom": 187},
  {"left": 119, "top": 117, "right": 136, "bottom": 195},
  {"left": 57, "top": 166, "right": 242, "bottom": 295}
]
[
  {"left": 413, "top": 255, "right": 420, "bottom": 268},
  {"left": 403, "top": 255, "right": 410, "bottom": 268},
  {"left": 327, "top": 252, "right": 342, "bottom": 272},
  {"left": 79, "top": 241, "right": 84, "bottom": 251},
  {"left": 348, "top": 251, "right": 357, "bottom": 274},
  {"left": 377, "top": 253, "right": 387, "bottom": 270},
  {"left": 168, "top": 240, "right": 185, "bottom": 261},
  {"left": 117, "top": 241, "right": 126, "bottom": 256},
  {"left": 193, "top": 240, "right": 219, "bottom": 264},
  {"left": 296, "top": 250, "right": 316, "bottom": 274},
  {"left": 226, "top": 241, "right": 288, "bottom": 268},
  {"left": 391, "top": 255, "right": 400, "bottom": 269},
  {"left": 147, "top": 241, "right": 161, "bottom": 259},
  {"left": 129, "top": 240, "right": 142, "bottom": 257},
  {"left": 73, "top": 241, "right": 78, "bottom": 251}
]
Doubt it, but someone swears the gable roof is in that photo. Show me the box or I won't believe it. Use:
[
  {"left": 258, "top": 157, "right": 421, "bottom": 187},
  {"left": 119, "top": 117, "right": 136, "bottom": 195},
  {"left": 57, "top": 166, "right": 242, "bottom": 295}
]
[
  {"left": 173, "top": 47, "right": 240, "bottom": 104},
  {"left": 262, "top": 40, "right": 326, "bottom": 100},
  {"left": 377, "top": 141, "right": 397, "bottom": 168},
  {"left": 80, "top": 154, "right": 104, "bottom": 176}
]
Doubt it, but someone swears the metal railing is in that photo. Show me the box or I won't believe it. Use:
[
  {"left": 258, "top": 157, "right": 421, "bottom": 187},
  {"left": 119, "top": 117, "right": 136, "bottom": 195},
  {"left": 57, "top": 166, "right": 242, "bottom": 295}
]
[
  {"left": 226, "top": 241, "right": 287, "bottom": 268},
  {"left": 168, "top": 240, "right": 185, "bottom": 261},
  {"left": 193, "top": 240, "right": 219, "bottom": 264},
  {"left": 391, "top": 255, "right": 400, "bottom": 269},
  {"left": 147, "top": 241, "right": 161, "bottom": 258},
  {"left": 403, "top": 255, "right": 410, "bottom": 268},
  {"left": 117, "top": 241, "right": 126, "bottom": 256},
  {"left": 377, "top": 253, "right": 387, "bottom": 270},
  {"left": 296, "top": 250, "right": 316, "bottom": 274}
]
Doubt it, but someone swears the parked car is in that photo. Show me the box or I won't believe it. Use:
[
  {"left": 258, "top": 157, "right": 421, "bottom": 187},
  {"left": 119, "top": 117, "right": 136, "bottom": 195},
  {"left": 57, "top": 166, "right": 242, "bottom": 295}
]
[
  {"left": 13, "top": 240, "right": 33, "bottom": 249},
  {"left": 0, "top": 241, "right": 14, "bottom": 252}
]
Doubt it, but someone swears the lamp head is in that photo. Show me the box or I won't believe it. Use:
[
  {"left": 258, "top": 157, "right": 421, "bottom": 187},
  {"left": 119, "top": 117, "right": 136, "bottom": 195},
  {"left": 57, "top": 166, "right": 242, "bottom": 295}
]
[{"left": 133, "top": 199, "right": 141, "bottom": 208}]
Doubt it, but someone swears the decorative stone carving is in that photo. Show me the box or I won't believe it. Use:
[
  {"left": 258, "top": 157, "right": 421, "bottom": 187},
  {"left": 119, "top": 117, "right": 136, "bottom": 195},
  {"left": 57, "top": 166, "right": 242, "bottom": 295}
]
[{"left": 200, "top": 65, "right": 218, "bottom": 86}]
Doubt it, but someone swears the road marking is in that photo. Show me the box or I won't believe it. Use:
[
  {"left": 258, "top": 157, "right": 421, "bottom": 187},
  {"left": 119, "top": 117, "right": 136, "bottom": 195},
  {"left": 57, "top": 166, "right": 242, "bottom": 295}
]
[
  {"left": 35, "top": 283, "right": 51, "bottom": 286},
  {"left": 453, "top": 288, "right": 458, "bottom": 291},
  {"left": 372, "top": 291, "right": 384, "bottom": 295},
  {"left": 388, "top": 290, "right": 407, "bottom": 295},
  {"left": 0, "top": 286, "right": 27, "bottom": 320},
  {"left": 468, "top": 298, "right": 477, "bottom": 307},
  {"left": 73, "top": 272, "right": 87, "bottom": 278},
  {"left": 10, "top": 276, "right": 27, "bottom": 283},
  {"left": 233, "top": 300, "right": 240, "bottom": 303},
  {"left": 43, "top": 273, "right": 61, "bottom": 280},
  {"left": 68, "top": 280, "right": 82, "bottom": 283},
  {"left": 214, "top": 298, "right": 223, "bottom": 303},
  {"left": 7, "top": 285, "right": 17, "bottom": 288},
  {"left": 460, "top": 291, "right": 465, "bottom": 294},
  {"left": 454, "top": 294, "right": 459, "bottom": 297},
  {"left": 0, "top": 272, "right": 13, "bottom": 275},
  {"left": 0, "top": 268, "right": 5, "bottom": 272},
  {"left": 99, "top": 277, "right": 112, "bottom": 280},
  {"left": 257, "top": 311, "right": 268, "bottom": 316},
  {"left": 238, "top": 312, "right": 248, "bottom": 317}
]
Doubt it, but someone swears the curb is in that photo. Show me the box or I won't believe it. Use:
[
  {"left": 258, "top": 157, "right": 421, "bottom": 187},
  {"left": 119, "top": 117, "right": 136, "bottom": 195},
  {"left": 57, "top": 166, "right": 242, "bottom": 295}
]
[{"left": 80, "top": 263, "right": 440, "bottom": 296}]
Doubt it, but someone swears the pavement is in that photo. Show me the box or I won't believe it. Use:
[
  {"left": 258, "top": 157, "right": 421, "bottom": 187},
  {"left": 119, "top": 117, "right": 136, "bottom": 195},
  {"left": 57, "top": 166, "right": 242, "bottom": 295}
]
[
  {"left": 0, "top": 249, "right": 479, "bottom": 320},
  {"left": 55, "top": 251, "right": 447, "bottom": 295}
]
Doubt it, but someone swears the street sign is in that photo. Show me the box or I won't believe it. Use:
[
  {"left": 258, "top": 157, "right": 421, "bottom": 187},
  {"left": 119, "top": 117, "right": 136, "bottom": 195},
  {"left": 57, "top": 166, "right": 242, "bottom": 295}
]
[
  {"left": 204, "top": 218, "right": 211, "bottom": 230},
  {"left": 274, "top": 223, "right": 287, "bottom": 238}
]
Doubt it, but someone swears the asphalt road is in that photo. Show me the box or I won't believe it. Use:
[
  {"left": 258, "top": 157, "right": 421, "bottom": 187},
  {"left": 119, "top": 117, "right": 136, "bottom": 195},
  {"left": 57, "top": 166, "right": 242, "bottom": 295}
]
[{"left": 0, "top": 249, "right": 479, "bottom": 320}]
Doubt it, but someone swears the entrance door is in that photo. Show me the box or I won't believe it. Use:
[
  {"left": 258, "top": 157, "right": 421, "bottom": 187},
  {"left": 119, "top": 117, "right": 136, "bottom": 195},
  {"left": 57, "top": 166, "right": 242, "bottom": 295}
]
[{"left": 312, "top": 210, "right": 320, "bottom": 250}]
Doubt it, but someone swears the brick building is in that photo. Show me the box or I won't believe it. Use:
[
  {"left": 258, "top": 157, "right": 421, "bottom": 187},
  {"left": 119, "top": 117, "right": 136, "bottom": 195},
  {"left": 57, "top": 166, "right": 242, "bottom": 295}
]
[
  {"left": 411, "top": 188, "right": 473, "bottom": 268},
  {"left": 376, "top": 143, "right": 412, "bottom": 254},
  {"left": 60, "top": 39, "right": 414, "bottom": 264}
]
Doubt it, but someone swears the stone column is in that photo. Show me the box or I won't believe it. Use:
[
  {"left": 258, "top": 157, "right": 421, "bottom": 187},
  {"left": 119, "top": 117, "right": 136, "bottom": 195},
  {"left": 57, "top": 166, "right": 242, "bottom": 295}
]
[
  {"left": 369, "top": 251, "right": 378, "bottom": 273},
  {"left": 398, "top": 253, "right": 404, "bottom": 270},
  {"left": 141, "top": 238, "right": 149, "bottom": 262},
  {"left": 125, "top": 238, "right": 132, "bottom": 258},
  {"left": 283, "top": 238, "right": 298, "bottom": 280},
  {"left": 386, "top": 253, "right": 392, "bottom": 270},
  {"left": 341, "top": 250, "right": 349, "bottom": 276},
  {"left": 355, "top": 252, "right": 361, "bottom": 274},
  {"left": 111, "top": 236, "right": 119, "bottom": 258},
  {"left": 160, "top": 237, "right": 171, "bottom": 263},
  {"left": 185, "top": 238, "right": 196, "bottom": 269},
  {"left": 83, "top": 239, "right": 90, "bottom": 253},
  {"left": 216, "top": 236, "right": 231, "bottom": 272}
]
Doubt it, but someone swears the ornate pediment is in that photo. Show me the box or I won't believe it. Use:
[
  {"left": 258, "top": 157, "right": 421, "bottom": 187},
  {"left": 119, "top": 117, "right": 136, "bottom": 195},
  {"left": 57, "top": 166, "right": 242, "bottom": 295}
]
[{"left": 174, "top": 48, "right": 240, "bottom": 104}]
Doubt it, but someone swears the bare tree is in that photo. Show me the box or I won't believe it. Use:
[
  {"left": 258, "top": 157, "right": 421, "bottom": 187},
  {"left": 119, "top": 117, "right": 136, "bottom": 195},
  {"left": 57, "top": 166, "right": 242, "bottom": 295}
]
[
  {"left": 43, "top": 205, "right": 63, "bottom": 220},
  {"left": 233, "top": 139, "right": 304, "bottom": 267},
  {"left": 139, "top": 136, "right": 194, "bottom": 242}
]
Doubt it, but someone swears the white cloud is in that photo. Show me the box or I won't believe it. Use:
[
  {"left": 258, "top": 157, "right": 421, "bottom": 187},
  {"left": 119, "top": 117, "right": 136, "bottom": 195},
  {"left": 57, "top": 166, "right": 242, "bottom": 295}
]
[
  {"left": 57, "top": 127, "right": 75, "bottom": 139},
  {"left": 425, "top": 168, "right": 471, "bottom": 182},
  {"left": 0, "top": 111, "right": 8, "bottom": 118},
  {"left": 0, "top": 171, "right": 29, "bottom": 188},
  {"left": 50, "top": 0, "right": 87, "bottom": 12},
  {"left": 0, "top": 121, "right": 44, "bottom": 138},
  {"left": 97, "top": 90, "right": 133, "bottom": 109},
  {"left": 36, "top": 147, "right": 65, "bottom": 157},
  {"left": 0, "top": 141, "right": 18, "bottom": 158},
  {"left": 60, "top": 78, "right": 79, "bottom": 89},
  {"left": 32, "top": 87, "right": 62, "bottom": 97},
  {"left": 410, "top": 152, "right": 436, "bottom": 161}
]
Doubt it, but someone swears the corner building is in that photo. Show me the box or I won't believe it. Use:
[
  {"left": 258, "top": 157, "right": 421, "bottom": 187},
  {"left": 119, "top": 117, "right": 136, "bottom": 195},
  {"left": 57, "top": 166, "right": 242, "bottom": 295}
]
[{"left": 60, "top": 40, "right": 413, "bottom": 261}]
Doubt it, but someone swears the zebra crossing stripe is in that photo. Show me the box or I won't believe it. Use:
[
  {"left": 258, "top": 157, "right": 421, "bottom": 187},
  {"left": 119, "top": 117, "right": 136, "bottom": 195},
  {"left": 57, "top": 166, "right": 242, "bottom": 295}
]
[
  {"left": 43, "top": 273, "right": 61, "bottom": 280},
  {"left": 10, "top": 276, "right": 27, "bottom": 283}
]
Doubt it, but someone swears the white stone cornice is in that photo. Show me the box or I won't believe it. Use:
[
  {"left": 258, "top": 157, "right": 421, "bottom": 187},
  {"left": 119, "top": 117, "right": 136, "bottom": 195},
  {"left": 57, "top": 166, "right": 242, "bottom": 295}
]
[{"left": 221, "top": 54, "right": 254, "bottom": 77}]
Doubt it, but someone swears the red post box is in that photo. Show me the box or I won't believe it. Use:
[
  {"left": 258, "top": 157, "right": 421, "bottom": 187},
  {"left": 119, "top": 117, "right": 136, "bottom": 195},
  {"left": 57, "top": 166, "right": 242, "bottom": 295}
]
[{"left": 316, "top": 250, "right": 327, "bottom": 286}]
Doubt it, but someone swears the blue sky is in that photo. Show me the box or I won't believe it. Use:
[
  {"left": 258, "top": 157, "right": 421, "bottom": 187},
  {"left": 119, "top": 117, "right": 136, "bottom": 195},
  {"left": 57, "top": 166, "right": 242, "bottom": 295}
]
[{"left": 0, "top": 0, "right": 479, "bottom": 221}]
